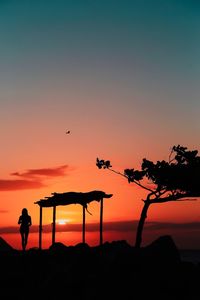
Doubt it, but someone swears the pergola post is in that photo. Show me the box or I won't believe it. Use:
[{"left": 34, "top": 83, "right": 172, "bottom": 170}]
[
  {"left": 39, "top": 205, "right": 43, "bottom": 250},
  {"left": 82, "top": 205, "right": 85, "bottom": 243},
  {"left": 35, "top": 191, "right": 112, "bottom": 247},
  {"left": 52, "top": 205, "right": 56, "bottom": 245},
  {"left": 100, "top": 198, "right": 103, "bottom": 246}
]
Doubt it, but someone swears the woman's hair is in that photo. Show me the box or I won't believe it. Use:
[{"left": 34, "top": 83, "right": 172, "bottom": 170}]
[{"left": 22, "top": 208, "right": 28, "bottom": 215}]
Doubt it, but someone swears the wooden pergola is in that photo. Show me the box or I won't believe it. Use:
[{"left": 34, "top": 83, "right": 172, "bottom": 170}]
[{"left": 34, "top": 190, "right": 113, "bottom": 249}]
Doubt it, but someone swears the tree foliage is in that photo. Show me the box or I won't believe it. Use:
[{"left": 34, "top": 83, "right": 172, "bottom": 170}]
[
  {"left": 96, "top": 145, "right": 200, "bottom": 202},
  {"left": 96, "top": 145, "right": 200, "bottom": 247}
]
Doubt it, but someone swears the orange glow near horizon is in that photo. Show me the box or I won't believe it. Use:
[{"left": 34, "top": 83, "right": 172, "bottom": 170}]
[{"left": 1, "top": 160, "right": 200, "bottom": 252}]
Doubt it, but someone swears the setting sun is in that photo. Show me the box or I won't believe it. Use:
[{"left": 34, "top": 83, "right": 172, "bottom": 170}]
[{"left": 56, "top": 219, "right": 69, "bottom": 225}]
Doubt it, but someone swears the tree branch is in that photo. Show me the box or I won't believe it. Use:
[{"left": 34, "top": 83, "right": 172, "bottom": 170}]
[
  {"left": 107, "top": 167, "right": 155, "bottom": 193},
  {"left": 150, "top": 192, "right": 199, "bottom": 204}
]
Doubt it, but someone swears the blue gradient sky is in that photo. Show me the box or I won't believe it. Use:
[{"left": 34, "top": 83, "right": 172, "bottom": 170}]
[
  {"left": 0, "top": 0, "right": 200, "bottom": 249},
  {"left": 1, "top": 1, "right": 199, "bottom": 149}
]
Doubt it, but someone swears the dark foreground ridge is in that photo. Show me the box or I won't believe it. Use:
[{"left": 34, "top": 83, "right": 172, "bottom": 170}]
[{"left": 0, "top": 235, "right": 200, "bottom": 299}]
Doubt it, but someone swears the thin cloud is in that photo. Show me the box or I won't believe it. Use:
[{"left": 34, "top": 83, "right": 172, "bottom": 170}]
[
  {"left": 46, "top": 220, "right": 200, "bottom": 233},
  {"left": 0, "top": 220, "right": 137, "bottom": 234},
  {"left": 1, "top": 219, "right": 200, "bottom": 234},
  {"left": 10, "top": 165, "right": 69, "bottom": 178},
  {"left": 0, "top": 179, "right": 45, "bottom": 191},
  {"left": 146, "top": 221, "right": 200, "bottom": 231},
  {"left": 49, "top": 220, "right": 138, "bottom": 233},
  {"left": 0, "top": 226, "right": 19, "bottom": 234},
  {"left": 0, "top": 209, "right": 8, "bottom": 213},
  {"left": 2, "top": 220, "right": 200, "bottom": 234},
  {"left": 0, "top": 165, "right": 70, "bottom": 191}
]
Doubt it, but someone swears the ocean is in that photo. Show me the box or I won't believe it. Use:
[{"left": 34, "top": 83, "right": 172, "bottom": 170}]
[{"left": 180, "top": 249, "right": 200, "bottom": 265}]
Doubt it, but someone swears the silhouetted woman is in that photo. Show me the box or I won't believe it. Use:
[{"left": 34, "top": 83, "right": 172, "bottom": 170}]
[{"left": 18, "top": 208, "right": 32, "bottom": 251}]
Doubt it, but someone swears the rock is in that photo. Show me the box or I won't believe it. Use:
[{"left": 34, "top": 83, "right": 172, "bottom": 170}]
[
  {"left": 143, "top": 235, "right": 181, "bottom": 264},
  {"left": 49, "top": 242, "right": 68, "bottom": 251},
  {"left": 0, "top": 236, "right": 14, "bottom": 251}
]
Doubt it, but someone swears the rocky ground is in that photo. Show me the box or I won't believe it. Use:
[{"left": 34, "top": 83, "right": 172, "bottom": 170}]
[{"left": 0, "top": 235, "right": 200, "bottom": 300}]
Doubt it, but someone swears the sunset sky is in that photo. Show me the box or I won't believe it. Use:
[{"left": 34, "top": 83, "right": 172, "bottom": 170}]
[{"left": 0, "top": 0, "right": 200, "bottom": 250}]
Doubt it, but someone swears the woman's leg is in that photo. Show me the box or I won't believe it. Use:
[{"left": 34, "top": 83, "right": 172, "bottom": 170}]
[
  {"left": 20, "top": 232, "right": 25, "bottom": 250},
  {"left": 24, "top": 231, "right": 29, "bottom": 249}
]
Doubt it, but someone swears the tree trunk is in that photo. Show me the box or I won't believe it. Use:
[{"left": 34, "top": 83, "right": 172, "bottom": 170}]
[
  {"left": 52, "top": 205, "right": 56, "bottom": 245},
  {"left": 99, "top": 198, "right": 103, "bottom": 246},
  {"left": 82, "top": 205, "right": 85, "bottom": 244},
  {"left": 135, "top": 200, "right": 150, "bottom": 248},
  {"left": 39, "top": 206, "right": 42, "bottom": 250}
]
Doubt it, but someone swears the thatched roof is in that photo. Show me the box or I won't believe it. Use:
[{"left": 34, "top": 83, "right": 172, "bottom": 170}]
[{"left": 35, "top": 190, "right": 113, "bottom": 208}]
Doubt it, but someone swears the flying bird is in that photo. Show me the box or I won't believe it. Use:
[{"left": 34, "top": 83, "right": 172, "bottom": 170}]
[{"left": 66, "top": 130, "right": 70, "bottom": 134}]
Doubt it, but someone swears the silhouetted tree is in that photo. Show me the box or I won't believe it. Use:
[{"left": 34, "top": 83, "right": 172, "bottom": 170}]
[{"left": 96, "top": 145, "right": 200, "bottom": 248}]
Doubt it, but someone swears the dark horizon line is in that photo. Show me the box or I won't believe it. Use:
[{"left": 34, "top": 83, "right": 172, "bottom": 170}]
[{"left": 1, "top": 219, "right": 200, "bottom": 234}]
